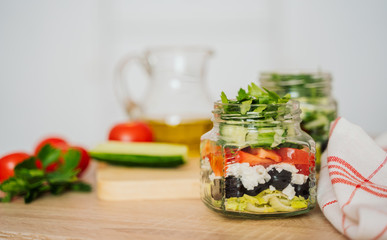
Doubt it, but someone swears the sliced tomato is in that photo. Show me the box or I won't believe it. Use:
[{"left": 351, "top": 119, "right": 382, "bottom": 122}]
[
  {"left": 201, "top": 139, "right": 221, "bottom": 157},
  {"left": 201, "top": 140, "right": 223, "bottom": 176},
  {"left": 256, "top": 148, "right": 282, "bottom": 162},
  {"left": 209, "top": 152, "right": 223, "bottom": 177},
  {"left": 224, "top": 146, "right": 239, "bottom": 165},
  {"left": 275, "top": 148, "right": 309, "bottom": 164},
  {"left": 201, "top": 139, "right": 211, "bottom": 157},
  {"left": 276, "top": 148, "right": 315, "bottom": 175},
  {"left": 294, "top": 164, "right": 308, "bottom": 175},
  {"left": 237, "top": 151, "right": 276, "bottom": 166},
  {"left": 297, "top": 152, "right": 316, "bottom": 175}
]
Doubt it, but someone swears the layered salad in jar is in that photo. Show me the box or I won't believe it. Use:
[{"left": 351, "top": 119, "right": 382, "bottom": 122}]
[{"left": 200, "top": 83, "right": 316, "bottom": 217}]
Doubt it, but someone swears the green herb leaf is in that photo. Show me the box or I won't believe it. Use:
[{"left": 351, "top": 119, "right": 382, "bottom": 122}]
[
  {"left": 14, "top": 157, "right": 38, "bottom": 172},
  {"left": 262, "top": 87, "right": 280, "bottom": 101},
  {"left": 24, "top": 185, "right": 49, "bottom": 203},
  {"left": 60, "top": 148, "right": 80, "bottom": 172},
  {"left": 15, "top": 169, "right": 45, "bottom": 180},
  {"left": 278, "top": 93, "right": 291, "bottom": 103},
  {"left": 240, "top": 99, "right": 252, "bottom": 115},
  {"left": 220, "top": 91, "right": 229, "bottom": 104},
  {"left": 258, "top": 95, "right": 270, "bottom": 104},
  {"left": 38, "top": 144, "right": 61, "bottom": 169},
  {"left": 49, "top": 183, "right": 68, "bottom": 195},
  {"left": 70, "top": 182, "right": 92, "bottom": 192},
  {"left": 248, "top": 83, "right": 265, "bottom": 98},
  {"left": 236, "top": 88, "right": 250, "bottom": 102},
  {"left": 253, "top": 105, "right": 267, "bottom": 113},
  {"left": 47, "top": 170, "right": 78, "bottom": 184},
  {"left": 0, "top": 177, "right": 27, "bottom": 193},
  {"left": 14, "top": 157, "right": 45, "bottom": 181},
  {"left": 1, "top": 193, "right": 13, "bottom": 202}
]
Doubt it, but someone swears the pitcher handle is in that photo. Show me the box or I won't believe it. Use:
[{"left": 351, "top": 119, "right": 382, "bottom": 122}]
[{"left": 114, "top": 53, "right": 151, "bottom": 120}]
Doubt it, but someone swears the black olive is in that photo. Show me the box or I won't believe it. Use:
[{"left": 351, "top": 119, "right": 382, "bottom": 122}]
[
  {"left": 267, "top": 168, "right": 292, "bottom": 191},
  {"left": 225, "top": 176, "right": 245, "bottom": 198},
  {"left": 244, "top": 181, "right": 270, "bottom": 196},
  {"left": 293, "top": 178, "right": 310, "bottom": 199}
]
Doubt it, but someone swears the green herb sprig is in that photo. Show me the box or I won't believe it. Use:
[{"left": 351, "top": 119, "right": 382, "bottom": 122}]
[
  {"left": 0, "top": 144, "right": 91, "bottom": 203},
  {"left": 220, "top": 83, "right": 291, "bottom": 116}
]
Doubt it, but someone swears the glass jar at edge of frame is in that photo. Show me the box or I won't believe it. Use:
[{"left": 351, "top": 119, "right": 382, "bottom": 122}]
[
  {"left": 259, "top": 70, "right": 338, "bottom": 170},
  {"left": 200, "top": 100, "right": 316, "bottom": 218}
]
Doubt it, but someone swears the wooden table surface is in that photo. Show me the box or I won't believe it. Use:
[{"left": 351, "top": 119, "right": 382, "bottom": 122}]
[{"left": 0, "top": 162, "right": 345, "bottom": 240}]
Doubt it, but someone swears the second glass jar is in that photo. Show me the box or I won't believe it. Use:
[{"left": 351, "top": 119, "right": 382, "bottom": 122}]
[
  {"left": 200, "top": 100, "right": 316, "bottom": 218},
  {"left": 260, "top": 71, "right": 337, "bottom": 169}
]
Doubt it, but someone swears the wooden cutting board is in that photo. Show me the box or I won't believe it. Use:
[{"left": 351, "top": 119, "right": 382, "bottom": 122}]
[{"left": 96, "top": 158, "right": 200, "bottom": 201}]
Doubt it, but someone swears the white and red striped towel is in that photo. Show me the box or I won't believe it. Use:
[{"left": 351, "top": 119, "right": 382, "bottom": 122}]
[{"left": 317, "top": 117, "right": 387, "bottom": 240}]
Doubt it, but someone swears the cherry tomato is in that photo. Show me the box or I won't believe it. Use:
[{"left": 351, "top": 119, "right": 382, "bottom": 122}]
[
  {"left": 34, "top": 137, "right": 68, "bottom": 156},
  {"left": 108, "top": 121, "right": 153, "bottom": 142},
  {"left": 71, "top": 146, "right": 90, "bottom": 176},
  {"left": 35, "top": 137, "right": 68, "bottom": 172},
  {"left": 0, "top": 152, "right": 30, "bottom": 182}
]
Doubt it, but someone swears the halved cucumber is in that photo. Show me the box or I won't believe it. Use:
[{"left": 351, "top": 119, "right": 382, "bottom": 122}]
[
  {"left": 219, "top": 124, "right": 247, "bottom": 145},
  {"left": 90, "top": 141, "right": 188, "bottom": 167}
]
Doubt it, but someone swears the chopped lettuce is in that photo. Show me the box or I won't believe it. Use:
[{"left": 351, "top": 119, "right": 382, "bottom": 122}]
[
  {"left": 224, "top": 189, "right": 309, "bottom": 213},
  {"left": 290, "top": 196, "right": 308, "bottom": 209},
  {"left": 269, "top": 196, "right": 295, "bottom": 212},
  {"left": 225, "top": 197, "right": 247, "bottom": 211},
  {"left": 246, "top": 203, "right": 276, "bottom": 213},
  {"left": 256, "top": 189, "right": 288, "bottom": 202}
]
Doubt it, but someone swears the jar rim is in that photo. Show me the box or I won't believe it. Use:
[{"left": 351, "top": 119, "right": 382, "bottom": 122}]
[
  {"left": 214, "top": 99, "right": 299, "bottom": 107},
  {"left": 260, "top": 70, "right": 331, "bottom": 78}
]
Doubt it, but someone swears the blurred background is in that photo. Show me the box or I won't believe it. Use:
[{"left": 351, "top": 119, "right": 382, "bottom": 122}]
[{"left": 0, "top": 0, "right": 386, "bottom": 154}]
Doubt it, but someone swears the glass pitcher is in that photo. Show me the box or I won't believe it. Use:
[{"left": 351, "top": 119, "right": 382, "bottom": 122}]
[{"left": 114, "top": 47, "right": 214, "bottom": 156}]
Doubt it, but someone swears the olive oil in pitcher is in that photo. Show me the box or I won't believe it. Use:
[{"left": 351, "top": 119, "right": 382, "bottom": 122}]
[{"left": 147, "top": 118, "right": 213, "bottom": 157}]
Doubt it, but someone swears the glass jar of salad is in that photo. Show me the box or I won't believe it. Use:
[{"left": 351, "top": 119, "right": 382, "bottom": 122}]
[
  {"left": 200, "top": 83, "right": 316, "bottom": 218},
  {"left": 259, "top": 71, "right": 337, "bottom": 169}
]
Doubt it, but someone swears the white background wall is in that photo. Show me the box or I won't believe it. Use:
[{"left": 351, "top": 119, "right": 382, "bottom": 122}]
[{"left": 1, "top": 0, "right": 386, "bottom": 154}]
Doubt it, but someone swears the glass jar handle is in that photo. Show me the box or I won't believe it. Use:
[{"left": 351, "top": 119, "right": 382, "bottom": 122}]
[{"left": 114, "top": 54, "right": 151, "bottom": 120}]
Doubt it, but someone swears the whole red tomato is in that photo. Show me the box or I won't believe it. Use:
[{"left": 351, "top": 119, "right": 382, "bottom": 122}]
[
  {"left": 70, "top": 146, "right": 90, "bottom": 176},
  {"left": 35, "top": 137, "right": 90, "bottom": 176},
  {"left": 0, "top": 152, "right": 30, "bottom": 182},
  {"left": 34, "top": 137, "right": 68, "bottom": 156},
  {"left": 35, "top": 137, "right": 68, "bottom": 172},
  {"left": 108, "top": 121, "right": 153, "bottom": 142}
]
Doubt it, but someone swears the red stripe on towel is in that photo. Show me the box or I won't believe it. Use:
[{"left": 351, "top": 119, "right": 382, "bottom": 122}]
[{"left": 322, "top": 200, "right": 338, "bottom": 211}]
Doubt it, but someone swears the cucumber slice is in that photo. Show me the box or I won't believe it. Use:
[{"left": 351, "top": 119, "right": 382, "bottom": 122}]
[
  {"left": 248, "top": 128, "right": 284, "bottom": 148},
  {"left": 219, "top": 124, "right": 247, "bottom": 145},
  {"left": 90, "top": 141, "right": 188, "bottom": 167}
]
